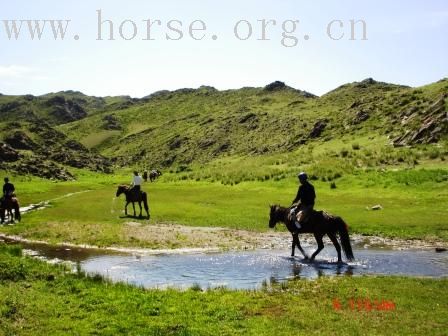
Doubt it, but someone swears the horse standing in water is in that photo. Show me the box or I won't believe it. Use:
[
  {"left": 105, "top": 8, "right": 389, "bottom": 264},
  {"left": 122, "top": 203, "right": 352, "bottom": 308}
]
[
  {"left": 0, "top": 197, "right": 21, "bottom": 224},
  {"left": 116, "top": 185, "right": 150, "bottom": 219},
  {"left": 269, "top": 205, "right": 354, "bottom": 263},
  {"left": 149, "top": 169, "right": 162, "bottom": 182}
]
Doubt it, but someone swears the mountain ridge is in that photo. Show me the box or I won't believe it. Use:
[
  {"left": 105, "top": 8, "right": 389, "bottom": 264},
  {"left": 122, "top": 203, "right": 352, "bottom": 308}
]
[{"left": 1, "top": 78, "right": 447, "bottom": 180}]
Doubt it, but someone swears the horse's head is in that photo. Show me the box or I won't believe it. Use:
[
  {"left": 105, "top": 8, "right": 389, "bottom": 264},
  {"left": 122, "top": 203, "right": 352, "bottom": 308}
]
[
  {"left": 269, "top": 205, "right": 281, "bottom": 228},
  {"left": 116, "top": 185, "right": 127, "bottom": 197}
]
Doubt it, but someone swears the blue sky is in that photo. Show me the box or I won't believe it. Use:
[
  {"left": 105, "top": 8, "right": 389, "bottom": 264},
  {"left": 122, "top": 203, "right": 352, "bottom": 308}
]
[{"left": 0, "top": 0, "right": 447, "bottom": 97}]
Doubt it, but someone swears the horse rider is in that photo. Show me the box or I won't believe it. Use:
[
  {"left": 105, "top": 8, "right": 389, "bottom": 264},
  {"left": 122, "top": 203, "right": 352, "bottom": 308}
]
[
  {"left": 131, "top": 171, "right": 143, "bottom": 197},
  {"left": 290, "top": 172, "right": 315, "bottom": 229},
  {"left": 142, "top": 170, "right": 148, "bottom": 182},
  {"left": 2, "top": 177, "right": 15, "bottom": 202}
]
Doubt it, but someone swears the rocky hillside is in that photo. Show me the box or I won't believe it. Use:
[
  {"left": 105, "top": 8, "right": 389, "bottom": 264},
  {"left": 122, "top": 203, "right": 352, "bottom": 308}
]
[
  {"left": 0, "top": 91, "right": 121, "bottom": 179},
  {"left": 59, "top": 78, "right": 448, "bottom": 168},
  {"left": 1, "top": 78, "right": 447, "bottom": 179}
]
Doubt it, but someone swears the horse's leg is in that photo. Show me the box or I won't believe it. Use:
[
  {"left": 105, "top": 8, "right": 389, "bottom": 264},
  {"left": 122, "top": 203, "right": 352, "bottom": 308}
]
[
  {"left": 125, "top": 202, "right": 129, "bottom": 216},
  {"left": 132, "top": 202, "right": 136, "bottom": 217},
  {"left": 8, "top": 209, "right": 14, "bottom": 223},
  {"left": 138, "top": 201, "right": 142, "bottom": 218},
  {"left": 291, "top": 234, "right": 296, "bottom": 257},
  {"left": 142, "top": 193, "right": 150, "bottom": 219},
  {"left": 327, "top": 232, "right": 342, "bottom": 263},
  {"left": 13, "top": 200, "right": 21, "bottom": 222},
  {"left": 295, "top": 235, "right": 309, "bottom": 260},
  {"left": 310, "top": 233, "right": 325, "bottom": 261}
]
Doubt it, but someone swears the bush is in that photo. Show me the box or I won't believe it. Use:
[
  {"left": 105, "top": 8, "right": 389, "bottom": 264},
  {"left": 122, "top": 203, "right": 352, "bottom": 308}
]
[
  {"left": 330, "top": 182, "right": 337, "bottom": 189},
  {"left": 428, "top": 148, "right": 440, "bottom": 160},
  {"left": 352, "top": 143, "right": 360, "bottom": 150},
  {"left": 340, "top": 149, "right": 349, "bottom": 158}
]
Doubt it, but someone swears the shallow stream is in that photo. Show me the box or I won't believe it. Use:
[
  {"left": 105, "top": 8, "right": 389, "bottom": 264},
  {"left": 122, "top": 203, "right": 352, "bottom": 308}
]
[{"left": 2, "top": 237, "right": 447, "bottom": 290}]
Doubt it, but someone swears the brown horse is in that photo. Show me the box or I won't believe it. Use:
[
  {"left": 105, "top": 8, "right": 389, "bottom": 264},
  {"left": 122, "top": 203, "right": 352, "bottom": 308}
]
[
  {"left": 116, "top": 185, "right": 150, "bottom": 219},
  {"left": 269, "top": 205, "right": 354, "bottom": 263},
  {"left": 149, "top": 169, "right": 162, "bottom": 182},
  {"left": 0, "top": 196, "right": 21, "bottom": 224}
]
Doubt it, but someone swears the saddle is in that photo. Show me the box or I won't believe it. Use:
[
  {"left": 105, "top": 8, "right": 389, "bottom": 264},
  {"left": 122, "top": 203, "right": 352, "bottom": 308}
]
[{"left": 288, "top": 208, "right": 328, "bottom": 226}]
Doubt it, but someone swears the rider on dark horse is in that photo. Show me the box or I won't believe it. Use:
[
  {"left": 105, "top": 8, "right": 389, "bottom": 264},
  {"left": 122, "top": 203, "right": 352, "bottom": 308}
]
[{"left": 290, "top": 172, "right": 315, "bottom": 230}]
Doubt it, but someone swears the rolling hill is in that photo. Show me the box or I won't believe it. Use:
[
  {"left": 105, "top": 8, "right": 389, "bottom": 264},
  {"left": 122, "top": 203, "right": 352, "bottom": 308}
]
[{"left": 1, "top": 78, "right": 447, "bottom": 180}]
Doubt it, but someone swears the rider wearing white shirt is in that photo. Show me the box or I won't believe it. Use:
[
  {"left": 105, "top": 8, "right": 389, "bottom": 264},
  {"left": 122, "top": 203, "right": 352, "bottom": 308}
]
[{"left": 131, "top": 171, "right": 143, "bottom": 193}]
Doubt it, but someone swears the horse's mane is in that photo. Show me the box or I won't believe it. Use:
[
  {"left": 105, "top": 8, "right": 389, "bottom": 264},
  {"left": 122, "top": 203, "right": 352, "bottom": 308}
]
[{"left": 273, "top": 205, "right": 291, "bottom": 213}]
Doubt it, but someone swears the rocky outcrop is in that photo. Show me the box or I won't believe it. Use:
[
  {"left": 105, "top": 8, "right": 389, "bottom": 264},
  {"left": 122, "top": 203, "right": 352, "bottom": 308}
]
[
  {"left": 393, "top": 94, "right": 447, "bottom": 146},
  {"left": 4, "top": 131, "right": 37, "bottom": 150},
  {"left": 102, "top": 114, "right": 122, "bottom": 130},
  {"left": 309, "top": 120, "right": 327, "bottom": 138},
  {"left": 1, "top": 121, "right": 113, "bottom": 178},
  {"left": 198, "top": 138, "right": 216, "bottom": 150},
  {"left": 239, "top": 113, "right": 257, "bottom": 124},
  {"left": 45, "top": 95, "right": 87, "bottom": 123},
  {"left": 0, "top": 143, "right": 20, "bottom": 162},
  {"left": 352, "top": 110, "right": 370, "bottom": 124},
  {"left": 264, "top": 81, "right": 287, "bottom": 91},
  {"left": 11, "top": 157, "right": 74, "bottom": 181},
  {"left": 168, "top": 136, "right": 188, "bottom": 150}
]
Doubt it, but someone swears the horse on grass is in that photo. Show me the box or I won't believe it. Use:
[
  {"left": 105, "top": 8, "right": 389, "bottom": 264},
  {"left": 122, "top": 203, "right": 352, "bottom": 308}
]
[
  {"left": 149, "top": 169, "right": 162, "bottom": 182},
  {"left": 0, "top": 196, "right": 21, "bottom": 224},
  {"left": 269, "top": 205, "right": 354, "bottom": 263},
  {"left": 116, "top": 185, "right": 150, "bottom": 219}
]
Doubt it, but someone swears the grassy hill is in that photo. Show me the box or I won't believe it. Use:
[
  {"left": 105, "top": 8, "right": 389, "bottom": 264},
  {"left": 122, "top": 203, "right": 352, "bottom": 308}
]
[{"left": 1, "top": 78, "right": 447, "bottom": 181}]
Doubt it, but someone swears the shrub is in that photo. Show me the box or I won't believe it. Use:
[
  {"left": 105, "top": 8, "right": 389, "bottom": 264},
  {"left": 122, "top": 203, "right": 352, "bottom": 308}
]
[
  {"left": 428, "top": 148, "right": 440, "bottom": 160},
  {"left": 340, "top": 149, "right": 349, "bottom": 158}
]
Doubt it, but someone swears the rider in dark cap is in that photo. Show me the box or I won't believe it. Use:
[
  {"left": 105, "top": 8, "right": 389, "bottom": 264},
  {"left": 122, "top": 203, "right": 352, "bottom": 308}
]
[{"left": 291, "top": 172, "right": 315, "bottom": 229}]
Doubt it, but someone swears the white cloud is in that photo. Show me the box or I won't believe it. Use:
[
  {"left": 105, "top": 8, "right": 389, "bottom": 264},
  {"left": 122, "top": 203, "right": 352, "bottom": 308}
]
[
  {"left": 0, "top": 65, "right": 35, "bottom": 78},
  {"left": 0, "top": 65, "right": 51, "bottom": 94}
]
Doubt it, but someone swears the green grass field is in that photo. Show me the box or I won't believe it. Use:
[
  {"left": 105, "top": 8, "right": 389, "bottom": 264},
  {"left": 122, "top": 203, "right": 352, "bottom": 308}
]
[
  {"left": 1, "top": 163, "right": 447, "bottom": 248},
  {"left": 0, "top": 245, "right": 446, "bottom": 336}
]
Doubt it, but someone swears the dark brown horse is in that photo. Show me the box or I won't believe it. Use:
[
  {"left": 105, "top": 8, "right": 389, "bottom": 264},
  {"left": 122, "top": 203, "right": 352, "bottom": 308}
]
[
  {"left": 0, "top": 196, "right": 21, "bottom": 224},
  {"left": 149, "top": 169, "right": 162, "bottom": 182},
  {"left": 116, "top": 185, "right": 150, "bottom": 219},
  {"left": 269, "top": 205, "right": 354, "bottom": 263}
]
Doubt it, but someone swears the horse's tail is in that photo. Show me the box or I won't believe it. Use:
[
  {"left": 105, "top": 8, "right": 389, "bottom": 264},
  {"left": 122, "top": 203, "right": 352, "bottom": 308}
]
[
  {"left": 142, "top": 192, "right": 150, "bottom": 218},
  {"left": 335, "top": 217, "right": 354, "bottom": 261}
]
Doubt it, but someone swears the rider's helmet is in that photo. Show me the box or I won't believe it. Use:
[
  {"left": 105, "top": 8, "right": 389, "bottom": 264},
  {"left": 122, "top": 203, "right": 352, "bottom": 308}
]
[
  {"left": 4, "top": 177, "right": 9, "bottom": 183},
  {"left": 297, "top": 172, "right": 308, "bottom": 181},
  {"left": 134, "top": 171, "right": 139, "bottom": 176}
]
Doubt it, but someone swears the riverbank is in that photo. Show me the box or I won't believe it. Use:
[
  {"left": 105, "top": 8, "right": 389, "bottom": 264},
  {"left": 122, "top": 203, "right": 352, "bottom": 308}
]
[{"left": 1, "top": 224, "right": 447, "bottom": 257}]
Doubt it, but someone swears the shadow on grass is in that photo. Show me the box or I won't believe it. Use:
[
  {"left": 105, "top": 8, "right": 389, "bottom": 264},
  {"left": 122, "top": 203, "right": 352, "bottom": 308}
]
[{"left": 119, "top": 215, "right": 150, "bottom": 220}]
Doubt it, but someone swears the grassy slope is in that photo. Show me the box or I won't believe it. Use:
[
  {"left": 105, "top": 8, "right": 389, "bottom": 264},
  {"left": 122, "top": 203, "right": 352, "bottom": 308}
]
[
  {"left": 57, "top": 79, "right": 448, "bottom": 168},
  {"left": 0, "top": 245, "right": 447, "bottom": 336}
]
